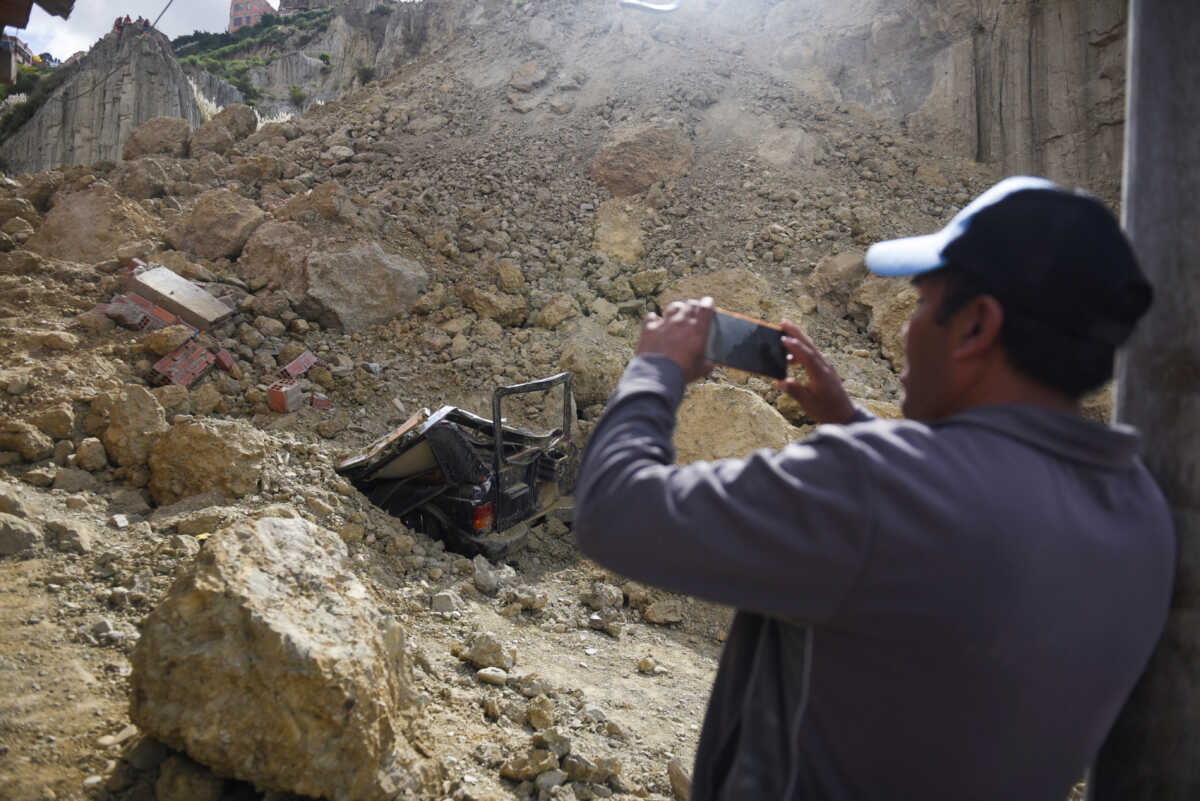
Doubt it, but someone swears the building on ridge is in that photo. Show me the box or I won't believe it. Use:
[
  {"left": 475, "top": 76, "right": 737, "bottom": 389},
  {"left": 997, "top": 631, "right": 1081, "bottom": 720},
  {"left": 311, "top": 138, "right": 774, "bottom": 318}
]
[{"left": 229, "top": 0, "right": 276, "bottom": 33}]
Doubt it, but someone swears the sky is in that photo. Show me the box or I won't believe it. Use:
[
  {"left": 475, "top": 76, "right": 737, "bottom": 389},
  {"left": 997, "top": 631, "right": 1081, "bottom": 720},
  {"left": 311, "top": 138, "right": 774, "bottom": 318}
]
[{"left": 13, "top": 1, "right": 276, "bottom": 60}]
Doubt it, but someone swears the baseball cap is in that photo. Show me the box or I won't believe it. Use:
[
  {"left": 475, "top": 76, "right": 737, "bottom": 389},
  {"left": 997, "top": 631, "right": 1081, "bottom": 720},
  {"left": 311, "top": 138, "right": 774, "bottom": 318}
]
[{"left": 864, "top": 176, "right": 1152, "bottom": 346}]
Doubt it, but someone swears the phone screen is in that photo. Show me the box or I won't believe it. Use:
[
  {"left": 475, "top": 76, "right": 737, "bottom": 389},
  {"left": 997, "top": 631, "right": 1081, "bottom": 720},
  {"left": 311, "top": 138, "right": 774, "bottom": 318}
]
[{"left": 703, "top": 308, "right": 788, "bottom": 379}]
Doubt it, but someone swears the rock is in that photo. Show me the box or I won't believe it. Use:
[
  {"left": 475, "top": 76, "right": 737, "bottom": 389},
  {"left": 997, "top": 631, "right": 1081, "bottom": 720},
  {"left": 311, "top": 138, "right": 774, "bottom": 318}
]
[
  {"left": 557, "top": 319, "right": 633, "bottom": 406},
  {"left": 37, "top": 330, "right": 79, "bottom": 351},
  {"left": 591, "top": 125, "right": 694, "bottom": 197},
  {"left": 531, "top": 727, "right": 572, "bottom": 758},
  {"left": 0, "top": 196, "right": 40, "bottom": 228},
  {"left": 190, "top": 382, "right": 222, "bottom": 416},
  {"left": 277, "top": 181, "right": 359, "bottom": 225},
  {"left": 190, "top": 119, "right": 236, "bottom": 157},
  {"left": 501, "top": 585, "right": 548, "bottom": 612},
  {"left": 582, "top": 582, "right": 624, "bottom": 610},
  {"left": 458, "top": 632, "right": 516, "bottom": 670},
  {"left": 31, "top": 404, "right": 75, "bottom": 440},
  {"left": 25, "top": 186, "right": 164, "bottom": 263},
  {"left": 510, "top": 672, "right": 553, "bottom": 699},
  {"left": 239, "top": 222, "right": 312, "bottom": 300},
  {"left": 510, "top": 61, "right": 548, "bottom": 92},
  {"left": 53, "top": 439, "right": 73, "bottom": 466},
  {"left": 0, "top": 513, "right": 42, "bottom": 555},
  {"left": 300, "top": 242, "right": 429, "bottom": 332},
  {"left": 459, "top": 286, "right": 527, "bottom": 326},
  {"left": 630, "top": 268, "right": 668, "bottom": 297},
  {"left": 675, "top": 383, "right": 795, "bottom": 463},
  {"left": 153, "top": 384, "right": 192, "bottom": 414},
  {"left": 44, "top": 518, "right": 94, "bottom": 554},
  {"left": 850, "top": 275, "right": 918, "bottom": 368},
  {"left": 148, "top": 418, "right": 267, "bottom": 505},
  {"left": 143, "top": 325, "right": 196, "bottom": 356},
  {"left": 474, "top": 554, "right": 515, "bottom": 595},
  {"left": 123, "top": 116, "right": 192, "bottom": 160},
  {"left": 637, "top": 655, "right": 659, "bottom": 674},
  {"left": 477, "top": 667, "right": 508, "bottom": 686},
  {"left": 21, "top": 466, "right": 54, "bottom": 487},
  {"left": 431, "top": 590, "right": 463, "bottom": 613},
  {"left": 0, "top": 421, "right": 54, "bottom": 462},
  {"left": 643, "top": 600, "right": 683, "bottom": 625},
  {"left": 213, "top": 104, "right": 258, "bottom": 140},
  {"left": 0, "top": 483, "right": 30, "bottom": 518},
  {"left": 526, "top": 695, "right": 555, "bottom": 730},
  {"left": 808, "top": 250, "right": 868, "bottom": 321},
  {"left": 536, "top": 293, "right": 579, "bottom": 329},
  {"left": 496, "top": 259, "right": 524, "bottom": 292},
  {"left": 166, "top": 189, "right": 266, "bottom": 260},
  {"left": 535, "top": 769, "right": 568, "bottom": 792},
  {"left": 155, "top": 753, "right": 224, "bottom": 801},
  {"left": 499, "top": 749, "right": 559, "bottom": 782},
  {"left": 667, "top": 757, "right": 692, "bottom": 801},
  {"left": 131, "top": 516, "right": 434, "bottom": 801},
  {"left": 115, "top": 156, "right": 174, "bottom": 199},
  {"left": 658, "top": 268, "right": 776, "bottom": 321},
  {"left": 101, "top": 385, "right": 169, "bottom": 467},
  {"left": 52, "top": 468, "right": 97, "bottom": 493}
]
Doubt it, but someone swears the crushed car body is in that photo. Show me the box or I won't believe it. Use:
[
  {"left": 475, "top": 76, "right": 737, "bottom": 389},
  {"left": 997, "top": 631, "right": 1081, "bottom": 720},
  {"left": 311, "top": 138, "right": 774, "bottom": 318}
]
[{"left": 337, "top": 372, "right": 577, "bottom": 559}]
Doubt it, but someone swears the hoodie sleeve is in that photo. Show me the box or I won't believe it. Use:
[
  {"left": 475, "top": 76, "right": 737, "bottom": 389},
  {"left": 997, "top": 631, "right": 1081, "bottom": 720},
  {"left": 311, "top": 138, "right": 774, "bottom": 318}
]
[{"left": 574, "top": 355, "right": 875, "bottom": 622}]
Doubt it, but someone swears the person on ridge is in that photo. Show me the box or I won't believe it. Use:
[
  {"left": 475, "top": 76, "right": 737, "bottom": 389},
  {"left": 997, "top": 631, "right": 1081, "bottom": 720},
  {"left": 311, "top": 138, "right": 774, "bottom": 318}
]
[{"left": 574, "top": 176, "right": 1174, "bottom": 801}]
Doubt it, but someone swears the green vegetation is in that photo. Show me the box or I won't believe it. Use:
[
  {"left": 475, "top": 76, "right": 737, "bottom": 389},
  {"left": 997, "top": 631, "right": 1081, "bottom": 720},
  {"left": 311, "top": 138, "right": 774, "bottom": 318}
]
[
  {"left": 0, "top": 63, "right": 76, "bottom": 143},
  {"left": 173, "top": 9, "right": 334, "bottom": 101},
  {"left": 355, "top": 63, "right": 376, "bottom": 85},
  {"left": 289, "top": 84, "right": 307, "bottom": 108}
]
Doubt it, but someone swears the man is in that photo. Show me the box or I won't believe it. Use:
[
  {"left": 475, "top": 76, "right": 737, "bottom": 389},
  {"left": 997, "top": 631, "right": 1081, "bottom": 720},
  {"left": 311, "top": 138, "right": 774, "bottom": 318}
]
[{"left": 574, "top": 176, "right": 1175, "bottom": 801}]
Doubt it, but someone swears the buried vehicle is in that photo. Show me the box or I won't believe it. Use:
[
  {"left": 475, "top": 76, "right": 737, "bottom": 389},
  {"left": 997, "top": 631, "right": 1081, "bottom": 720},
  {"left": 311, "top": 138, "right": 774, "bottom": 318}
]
[{"left": 337, "top": 372, "right": 578, "bottom": 559}]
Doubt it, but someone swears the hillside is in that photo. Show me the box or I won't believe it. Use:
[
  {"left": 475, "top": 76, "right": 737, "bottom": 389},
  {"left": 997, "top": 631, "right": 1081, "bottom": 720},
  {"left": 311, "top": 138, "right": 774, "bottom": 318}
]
[{"left": 0, "top": 1, "right": 1114, "bottom": 800}]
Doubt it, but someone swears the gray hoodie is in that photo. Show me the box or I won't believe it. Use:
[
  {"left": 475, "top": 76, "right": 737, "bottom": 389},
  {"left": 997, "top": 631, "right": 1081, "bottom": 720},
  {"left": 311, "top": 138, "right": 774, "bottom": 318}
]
[{"left": 575, "top": 355, "right": 1174, "bottom": 801}]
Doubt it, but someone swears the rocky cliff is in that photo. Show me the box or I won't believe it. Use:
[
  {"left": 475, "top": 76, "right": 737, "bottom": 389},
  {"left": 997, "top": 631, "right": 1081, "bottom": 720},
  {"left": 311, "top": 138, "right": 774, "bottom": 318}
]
[{"left": 0, "top": 28, "right": 204, "bottom": 176}]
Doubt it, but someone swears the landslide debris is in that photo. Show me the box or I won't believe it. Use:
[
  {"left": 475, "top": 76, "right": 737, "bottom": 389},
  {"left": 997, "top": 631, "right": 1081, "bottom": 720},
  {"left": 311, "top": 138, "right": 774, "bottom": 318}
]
[{"left": 0, "top": 1, "right": 1029, "bottom": 800}]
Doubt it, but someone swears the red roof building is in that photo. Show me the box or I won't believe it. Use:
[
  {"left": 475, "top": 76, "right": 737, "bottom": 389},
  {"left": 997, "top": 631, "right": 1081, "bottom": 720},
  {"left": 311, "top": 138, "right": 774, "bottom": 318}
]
[{"left": 229, "top": 0, "right": 275, "bottom": 32}]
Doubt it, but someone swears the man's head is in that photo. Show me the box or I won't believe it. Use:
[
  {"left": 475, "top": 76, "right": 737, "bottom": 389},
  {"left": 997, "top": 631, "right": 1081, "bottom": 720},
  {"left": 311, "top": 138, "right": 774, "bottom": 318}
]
[{"left": 865, "top": 176, "right": 1153, "bottom": 420}]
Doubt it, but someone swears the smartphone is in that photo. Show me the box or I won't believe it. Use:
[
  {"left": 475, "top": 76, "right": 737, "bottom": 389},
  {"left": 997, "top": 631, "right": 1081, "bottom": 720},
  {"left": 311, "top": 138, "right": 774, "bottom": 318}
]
[{"left": 704, "top": 307, "right": 788, "bottom": 379}]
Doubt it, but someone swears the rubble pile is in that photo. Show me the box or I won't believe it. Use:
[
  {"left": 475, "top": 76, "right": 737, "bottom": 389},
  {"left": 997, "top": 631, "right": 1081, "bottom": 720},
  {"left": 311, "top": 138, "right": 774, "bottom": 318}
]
[{"left": 0, "top": 2, "right": 1089, "bottom": 801}]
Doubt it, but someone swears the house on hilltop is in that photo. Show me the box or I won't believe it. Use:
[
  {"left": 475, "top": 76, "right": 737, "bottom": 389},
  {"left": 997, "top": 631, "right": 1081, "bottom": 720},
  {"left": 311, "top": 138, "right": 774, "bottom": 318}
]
[{"left": 229, "top": 0, "right": 276, "bottom": 32}]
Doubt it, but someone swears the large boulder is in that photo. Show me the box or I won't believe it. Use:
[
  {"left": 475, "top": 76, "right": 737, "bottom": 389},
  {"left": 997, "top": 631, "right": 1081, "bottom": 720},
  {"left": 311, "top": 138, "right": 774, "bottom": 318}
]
[
  {"left": 25, "top": 187, "right": 164, "bottom": 263},
  {"left": 212, "top": 104, "right": 258, "bottom": 140},
  {"left": 850, "top": 275, "right": 918, "bottom": 369},
  {"left": 278, "top": 180, "right": 359, "bottom": 226},
  {"left": 165, "top": 189, "right": 266, "bottom": 260},
  {"left": 122, "top": 116, "right": 191, "bottom": 160},
  {"left": 100, "top": 385, "right": 169, "bottom": 468},
  {"left": 674, "top": 383, "right": 796, "bottom": 464},
  {"left": 0, "top": 513, "right": 42, "bottom": 555},
  {"left": 239, "top": 221, "right": 312, "bottom": 298},
  {"left": 459, "top": 285, "right": 527, "bottom": 326},
  {"left": 130, "top": 516, "right": 436, "bottom": 801},
  {"left": 299, "top": 242, "right": 428, "bottom": 332},
  {"left": 659, "top": 268, "right": 775, "bottom": 320},
  {"left": 590, "top": 125, "right": 694, "bottom": 197},
  {"left": 0, "top": 421, "right": 54, "bottom": 463},
  {"left": 808, "top": 250, "right": 867, "bottom": 321},
  {"left": 189, "top": 119, "right": 236, "bottom": 157},
  {"left": 148, "top": 418, "right": 267, "bottom": 505},
  {"left": 557, "top": 318, "right": 633, "bottom": 407}
]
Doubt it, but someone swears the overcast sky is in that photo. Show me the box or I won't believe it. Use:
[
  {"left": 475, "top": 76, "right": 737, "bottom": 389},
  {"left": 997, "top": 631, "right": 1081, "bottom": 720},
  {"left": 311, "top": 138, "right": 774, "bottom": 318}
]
[{"left": 14, "top": 1, "right": 276, "bottom": 60}]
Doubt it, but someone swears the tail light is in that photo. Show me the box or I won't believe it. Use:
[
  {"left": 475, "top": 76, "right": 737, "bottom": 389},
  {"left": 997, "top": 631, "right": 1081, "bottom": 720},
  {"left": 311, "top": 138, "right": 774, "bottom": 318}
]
[{"left": 472, "top": 502, "right": 494, "bottom": 531}]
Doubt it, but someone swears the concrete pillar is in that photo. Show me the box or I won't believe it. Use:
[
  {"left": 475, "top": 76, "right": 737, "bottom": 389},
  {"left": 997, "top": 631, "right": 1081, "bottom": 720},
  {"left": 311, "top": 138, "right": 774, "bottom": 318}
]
[{"left": 1092, "top": 1, "right": 1200, "bottom": 798}]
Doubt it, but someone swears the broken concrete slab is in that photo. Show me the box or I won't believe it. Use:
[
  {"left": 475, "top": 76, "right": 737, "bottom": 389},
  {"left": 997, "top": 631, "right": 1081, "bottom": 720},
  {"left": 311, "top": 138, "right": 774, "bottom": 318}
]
[{"left": 126, "top": 266, "right": 232, "bottom": 330}]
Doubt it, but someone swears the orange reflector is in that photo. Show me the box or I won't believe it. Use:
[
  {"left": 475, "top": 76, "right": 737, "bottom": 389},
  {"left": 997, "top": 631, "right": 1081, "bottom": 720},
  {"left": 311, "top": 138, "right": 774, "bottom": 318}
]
[{"left": 473, "top": 502, "right": 493, "bottom": 531}]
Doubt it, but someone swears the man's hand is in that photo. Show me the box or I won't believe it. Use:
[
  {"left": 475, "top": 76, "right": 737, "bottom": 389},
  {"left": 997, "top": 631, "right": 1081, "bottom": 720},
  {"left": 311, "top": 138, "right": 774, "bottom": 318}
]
[
  {"left": 776, "top": 319, "right": 856, "bottom": 424},
  {"left": 636, "top": 296, "right": 716, "bottom": 384}
]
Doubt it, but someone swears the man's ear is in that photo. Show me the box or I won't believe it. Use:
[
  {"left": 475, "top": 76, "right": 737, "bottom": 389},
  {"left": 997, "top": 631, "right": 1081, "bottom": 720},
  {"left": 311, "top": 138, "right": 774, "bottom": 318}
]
[{"left": 950, "top": 295, "right": 1004, "bottom": 360}]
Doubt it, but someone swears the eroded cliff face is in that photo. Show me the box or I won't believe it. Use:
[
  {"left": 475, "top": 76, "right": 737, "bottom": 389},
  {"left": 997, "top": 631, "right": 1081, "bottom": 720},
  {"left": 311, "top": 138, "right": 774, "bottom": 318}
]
[{"left": 0, "top": 28, "right": 204, "bottom": 176}]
